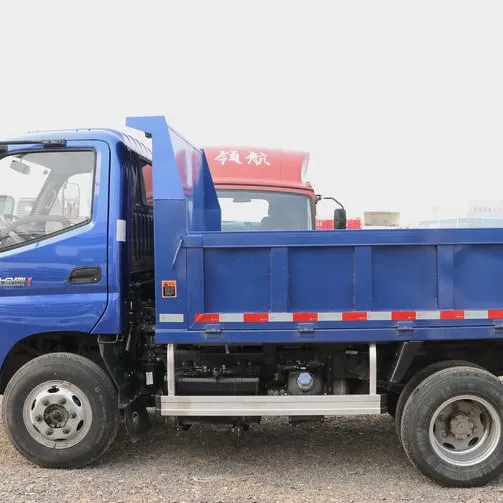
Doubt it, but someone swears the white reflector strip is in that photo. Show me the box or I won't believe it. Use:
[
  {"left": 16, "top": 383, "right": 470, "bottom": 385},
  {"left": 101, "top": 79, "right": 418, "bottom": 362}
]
[
  {"left": 220, "top": 313, "right": 244, "bottom": 322},
  {"left": 416, "top": 311, "right": 441, "bottom": 320},
  {"left": 464, "top": 310, "right": 489, "bottom": 319},
  {"left": 268, "top": 312, "right": 294, "bottom": 322},
  {"left": 159, "top": 313, "right": 184, "bottom": 323},
  {"left": 318, "top": 312, "right": 343, "bottom": 321},
  {"left": 368, "top": 312, "right": 392, "bottom": 321}
]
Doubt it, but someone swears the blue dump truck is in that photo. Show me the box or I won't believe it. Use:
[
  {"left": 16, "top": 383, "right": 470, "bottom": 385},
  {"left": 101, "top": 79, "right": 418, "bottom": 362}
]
[{"left": 1, "top": 116, "right": 503, "bottom": 487}]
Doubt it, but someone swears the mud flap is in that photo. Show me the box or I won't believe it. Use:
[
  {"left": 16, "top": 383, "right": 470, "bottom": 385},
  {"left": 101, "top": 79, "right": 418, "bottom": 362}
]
[{"left": 124, "top": 398, "right": 151, "bottom": 443}]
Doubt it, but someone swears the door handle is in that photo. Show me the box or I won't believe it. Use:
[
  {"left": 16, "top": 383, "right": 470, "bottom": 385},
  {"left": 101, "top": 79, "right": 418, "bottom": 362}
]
[{"left": 68, "top": 266, "right": 101, "bottom": 284}]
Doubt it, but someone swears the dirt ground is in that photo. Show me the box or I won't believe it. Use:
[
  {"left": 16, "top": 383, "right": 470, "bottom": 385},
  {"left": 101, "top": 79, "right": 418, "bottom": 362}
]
[{"left": 1, "top": 399, "right": 503, "bottom": 503}]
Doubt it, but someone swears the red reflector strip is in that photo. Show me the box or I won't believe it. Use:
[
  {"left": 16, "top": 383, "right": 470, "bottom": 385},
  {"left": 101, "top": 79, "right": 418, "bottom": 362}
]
[
  {"left": 342, "top": 311, "right": 368, "bottom": 321},
  {"left": 392, "top": 311, "right": 417, "bottom": 321},
  {"left": 440, "top": 310, "right": 465, "bottom": 320},
  {"left": 194, "top": 313, "right": 219, "bottom": 323},
  {"left": 293, "top": 312, "right": 319, "bottom": 322},
  {"left": 244, "top": 313, "right": 269, "bottom": 322},
  {"left": 193, "top": 309, "right": 503, "bottom": 323}
]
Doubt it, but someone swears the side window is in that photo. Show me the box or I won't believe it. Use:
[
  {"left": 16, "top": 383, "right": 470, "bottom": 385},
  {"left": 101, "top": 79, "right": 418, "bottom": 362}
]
[
  {"left": 0, "top": 150, "right": 95, "bottom": 251},
  {"left": 139, "top": 160, "right": 153, "bottom": 207},
  {"left": 127, "top": 153, "right": 152, "bottom": 209}
]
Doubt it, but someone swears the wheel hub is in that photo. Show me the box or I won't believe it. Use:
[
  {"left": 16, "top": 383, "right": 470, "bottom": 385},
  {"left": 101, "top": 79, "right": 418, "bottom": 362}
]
[
  {"left": 23, "top": 381, "right": 93, "bottom": 449},
  {"left": 44, "top": 405, "right": 69, "bottom": 428},
  {"left": 430, "top": 395, "right": 500, "bottom": 467},
  {"left": 449, "top": 413, "right": 474, "bottom": 440}
]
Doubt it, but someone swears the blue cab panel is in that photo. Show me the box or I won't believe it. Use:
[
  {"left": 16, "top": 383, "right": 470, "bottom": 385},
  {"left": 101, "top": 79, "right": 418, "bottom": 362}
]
[
  {"left": 0, "top": 137, "right": 109, "bottom": 367},
  {"left": 0, "top": 128, "right": 153, "bottom": 369},
  {"left": 126, "top": 116, "right": 503, "bottom": 346}
]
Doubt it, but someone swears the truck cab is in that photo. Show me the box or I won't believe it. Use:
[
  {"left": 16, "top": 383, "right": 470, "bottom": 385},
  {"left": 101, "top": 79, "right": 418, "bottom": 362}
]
[
  {"left": 203, "top": 146, "right": 317, "bottom": 231},
  {"left": 0, "top": 130, "right": 154, "bottom": 391}
]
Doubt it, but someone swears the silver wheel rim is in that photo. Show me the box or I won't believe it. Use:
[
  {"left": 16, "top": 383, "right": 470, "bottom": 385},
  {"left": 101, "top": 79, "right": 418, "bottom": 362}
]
[
  {"left": 22, "top": 380, "right": 93, "bottom": 449},
  {"left": 429, "top": 394, "right": 501, "bottom": 467}
]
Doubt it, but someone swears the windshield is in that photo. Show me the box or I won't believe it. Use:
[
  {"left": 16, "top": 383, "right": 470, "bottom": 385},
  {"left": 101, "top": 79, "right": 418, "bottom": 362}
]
[
  {"left": 217, "top": 189, "right": 313, "bottom": 231},
  {"left": 0, "top": 150, "right": 95, "bottom": 250}
]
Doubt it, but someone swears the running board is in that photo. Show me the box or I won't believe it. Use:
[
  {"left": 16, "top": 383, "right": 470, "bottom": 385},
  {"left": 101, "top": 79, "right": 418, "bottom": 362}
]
[{"left": 156, "top": 393, "right": 385, "bottom": 416}]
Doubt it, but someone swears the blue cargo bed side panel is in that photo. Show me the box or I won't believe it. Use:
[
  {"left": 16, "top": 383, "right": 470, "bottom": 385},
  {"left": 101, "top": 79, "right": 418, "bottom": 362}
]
[
  {"left": 371, "top": 246, "right": 438, "bottom": 310},
  {"left": 453, "top": 244, "right": 503, "bottom": 308},
  {"left": 178, "top": 234, "right": 503, "bottom": 344},
  {"left": 288, "top": 248, "right": 354, "bottom": 311},
  {"left": 205, "top": 249, "right": 270, "bottom": 312}
]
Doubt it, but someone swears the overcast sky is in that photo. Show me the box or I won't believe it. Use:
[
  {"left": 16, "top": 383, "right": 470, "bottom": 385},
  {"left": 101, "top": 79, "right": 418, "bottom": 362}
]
[{"left": 2, "top": 1, "right": 503, "bottom": 222}]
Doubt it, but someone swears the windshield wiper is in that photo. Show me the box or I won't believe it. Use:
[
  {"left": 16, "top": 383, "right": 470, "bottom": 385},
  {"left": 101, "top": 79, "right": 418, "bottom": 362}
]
[{"left": 0, "top": 139, "right": 66, "bottom": 152}]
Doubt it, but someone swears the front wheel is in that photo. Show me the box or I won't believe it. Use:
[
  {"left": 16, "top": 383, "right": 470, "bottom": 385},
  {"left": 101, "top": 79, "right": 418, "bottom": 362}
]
[
  {"left": 2, "top": 352, "right": 119, "bottom": 468},
  {"left": 400, "top": 366, "right": 503, "bottom": 487}
]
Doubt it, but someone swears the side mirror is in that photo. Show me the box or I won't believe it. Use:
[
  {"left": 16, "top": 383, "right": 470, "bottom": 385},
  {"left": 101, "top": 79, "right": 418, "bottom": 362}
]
[
  {"left": 322, "top": 196, "right": 347, "bottom": 230},
  {"left": 334, "top": 208, "right": 347, "bottom": 229},
  {"left": 62, "top": 182, "right": 80, "bottom": 219}
]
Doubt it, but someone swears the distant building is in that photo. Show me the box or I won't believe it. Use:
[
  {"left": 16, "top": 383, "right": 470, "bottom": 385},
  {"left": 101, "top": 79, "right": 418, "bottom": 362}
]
[
  {"left": 363, "top": 211, "right": 400, "bottom": 228},
  {"left": 417, "top": 200, "right": 503, "bottom": 228}
]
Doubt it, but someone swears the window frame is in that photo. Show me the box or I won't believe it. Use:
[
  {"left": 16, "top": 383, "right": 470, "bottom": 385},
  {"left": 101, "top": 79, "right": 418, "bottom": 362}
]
[{"left": 0, "top": 148, "right": 97, "bottom": 253}]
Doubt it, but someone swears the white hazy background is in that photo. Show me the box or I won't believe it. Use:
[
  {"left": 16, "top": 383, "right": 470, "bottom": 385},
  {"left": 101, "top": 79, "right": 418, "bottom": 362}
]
[{"left": 1, "top": 1, "right": 502, "bottom": 223}]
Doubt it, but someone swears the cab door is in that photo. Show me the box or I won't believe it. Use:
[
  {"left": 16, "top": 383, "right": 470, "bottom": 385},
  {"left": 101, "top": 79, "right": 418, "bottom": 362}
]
[{"left": 0, "top": 140, "right": 110, "bottom": 365}]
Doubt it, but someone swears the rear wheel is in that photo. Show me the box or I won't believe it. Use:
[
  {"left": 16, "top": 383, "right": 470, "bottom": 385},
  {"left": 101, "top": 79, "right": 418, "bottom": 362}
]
[
  {"left": 2, "top": 352, "right": 118, "bottom": 468},
  {"left": 395, "top": 360, "right": 479, "bottom": 440},
  {"left": 400, "top": 366, "right": 503, "bottom": 487}
]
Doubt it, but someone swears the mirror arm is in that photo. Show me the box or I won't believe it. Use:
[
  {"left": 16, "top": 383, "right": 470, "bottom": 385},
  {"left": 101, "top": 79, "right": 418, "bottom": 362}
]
[{"left": 322, "top": 196, "right": 344, "bottom": 210}]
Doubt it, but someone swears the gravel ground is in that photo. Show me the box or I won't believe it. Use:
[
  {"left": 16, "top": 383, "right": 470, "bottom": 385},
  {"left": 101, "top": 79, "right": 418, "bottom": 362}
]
[{"left": 1, "top": 396, "right": 503, "bottom": 503}]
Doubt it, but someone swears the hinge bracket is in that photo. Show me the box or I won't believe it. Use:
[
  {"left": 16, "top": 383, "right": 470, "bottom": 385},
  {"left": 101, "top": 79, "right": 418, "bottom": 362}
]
[
  {"left": 204, "top": 324, "right": 223, "bottom": 339},
  {"left": 297, "top": 323, "right": 315, "bottom": 338},
  {"left": 396, "top": 321, "right": 414, "bottom": 336},
  {"left": 493, "top": 320, "right": 503, "bottom": 332}
]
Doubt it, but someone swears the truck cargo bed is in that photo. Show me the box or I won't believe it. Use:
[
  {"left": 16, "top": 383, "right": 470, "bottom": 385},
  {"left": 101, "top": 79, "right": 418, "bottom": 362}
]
[
  {"left": 122, "top": 117, "right": 503, "bottom": 347},
  {"left": 156, "top": 226, "right": 503, "bottom": 344}
]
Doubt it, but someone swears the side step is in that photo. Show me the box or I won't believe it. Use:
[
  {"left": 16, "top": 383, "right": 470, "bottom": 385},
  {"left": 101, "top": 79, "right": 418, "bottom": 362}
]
[{"left": 156, "top": 393, "right": 386, "bottom": 416}]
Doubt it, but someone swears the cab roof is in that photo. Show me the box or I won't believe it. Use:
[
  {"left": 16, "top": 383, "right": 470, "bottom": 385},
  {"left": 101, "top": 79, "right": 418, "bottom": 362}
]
[
  {"left": 3, "top": 128, "right": 152, "bottom": 161},
  {"left": 203, "top": 146, "right": 311, "bottom": 191}
]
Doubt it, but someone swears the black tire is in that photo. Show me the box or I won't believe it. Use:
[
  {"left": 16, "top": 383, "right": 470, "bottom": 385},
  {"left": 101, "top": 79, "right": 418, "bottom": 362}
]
[
  {"left": 400, "top": 366, "right": 503, "bottom": 487},
  {"left": 395, "top": 359, "right": 480, "bottom": 440},
  {"left": 2, "top": 352, "right": 118, "bottom": 468}
]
